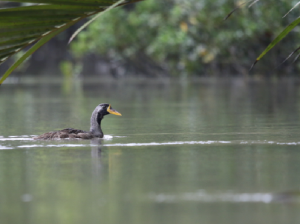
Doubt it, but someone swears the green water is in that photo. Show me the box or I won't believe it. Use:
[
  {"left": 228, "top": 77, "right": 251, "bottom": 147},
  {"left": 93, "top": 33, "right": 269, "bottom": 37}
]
[{"left": 1, "top": 78, "right": 300, "bottom": 224}]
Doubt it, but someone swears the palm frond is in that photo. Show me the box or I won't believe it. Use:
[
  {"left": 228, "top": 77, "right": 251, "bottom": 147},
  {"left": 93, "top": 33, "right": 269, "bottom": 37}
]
[
  {"left": 251, "top": 17, "right": 300, "bottom": 70},
  {"left": 283, "top": 1, "right": 300, "bottom": 18},
  {"left": 0, "top": 0, "right": 143, "bottom": 84}
]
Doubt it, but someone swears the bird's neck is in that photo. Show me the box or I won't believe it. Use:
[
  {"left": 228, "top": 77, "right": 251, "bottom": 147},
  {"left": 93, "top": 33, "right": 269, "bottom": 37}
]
[{"left": 90, "top": 111, "right": 104, "bottom": 138}]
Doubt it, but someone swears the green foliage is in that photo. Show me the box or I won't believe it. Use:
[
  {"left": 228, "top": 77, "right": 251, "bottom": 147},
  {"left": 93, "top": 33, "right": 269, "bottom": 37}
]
[{"left": 72, "top": 0, "right": 300, "bottom": 76}]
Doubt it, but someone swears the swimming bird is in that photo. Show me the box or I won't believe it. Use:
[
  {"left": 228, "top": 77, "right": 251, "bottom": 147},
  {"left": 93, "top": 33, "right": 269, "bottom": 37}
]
[{"left": 34, "top": 103, "right": 121, "bottom": 140}]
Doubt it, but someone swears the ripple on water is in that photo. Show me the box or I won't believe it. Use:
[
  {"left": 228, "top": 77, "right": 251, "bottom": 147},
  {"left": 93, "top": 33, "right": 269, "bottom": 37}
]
[
  {"left": 148, "top": 190, "right": 274, "bottom": 204},
  {"left": 18, "top": 144, "right": 87, "bottom": 148},
  {"left": 0, "top": 138, "right": 33, "bottom": 141},
  {"left": 1, "top": 136, "right": 300, "bottom": 149},
  {"left": 104, "top": 141, "right": 231, "bottom": 147},
  {"left": 0, "top": 145, "right": 13, "bottom": 150}
]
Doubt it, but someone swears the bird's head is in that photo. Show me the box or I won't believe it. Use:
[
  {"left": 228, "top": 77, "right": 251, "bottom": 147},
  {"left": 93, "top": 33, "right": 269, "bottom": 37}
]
[{"left": 95, "top": 103, "right": 122, "bottom": 124}]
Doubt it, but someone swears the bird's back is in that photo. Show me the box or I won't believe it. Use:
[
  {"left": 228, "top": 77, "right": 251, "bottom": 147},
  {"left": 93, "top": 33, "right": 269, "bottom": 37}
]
[{"left": 34, "top": 128, "right": 95, "bottom": 140}]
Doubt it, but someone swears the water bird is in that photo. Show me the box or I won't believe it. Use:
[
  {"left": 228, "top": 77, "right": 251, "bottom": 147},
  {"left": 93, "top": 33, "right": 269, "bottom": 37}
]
[{"left": 34, "top": 103, "right": 121, "bottom": 140}]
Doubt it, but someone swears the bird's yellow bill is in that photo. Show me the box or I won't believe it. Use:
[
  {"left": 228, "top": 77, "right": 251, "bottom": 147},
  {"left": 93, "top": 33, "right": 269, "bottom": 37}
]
[{"left": 107, "top": 105, "right": 122, "bottom": 116}]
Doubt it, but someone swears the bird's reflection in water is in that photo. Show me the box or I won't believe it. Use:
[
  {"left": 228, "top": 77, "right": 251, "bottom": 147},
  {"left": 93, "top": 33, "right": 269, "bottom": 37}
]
[
  {"left": 90, "top": 138, "right": 103, "bottom": 175},
  {"left": 90, "top": 138, "right": 103, "bottom": 158}
]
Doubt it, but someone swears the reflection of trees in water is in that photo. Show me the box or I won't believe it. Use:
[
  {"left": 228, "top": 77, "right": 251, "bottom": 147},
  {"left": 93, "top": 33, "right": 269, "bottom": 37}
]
[
  {"left": 1, "top": 79, "right": 300, "bottom": 137},
  {"left": 230, "top": 79, "right": 299, "bottom": 118},
  {"left": 195, "top": 79, "right": 300, "bottom": 127}
]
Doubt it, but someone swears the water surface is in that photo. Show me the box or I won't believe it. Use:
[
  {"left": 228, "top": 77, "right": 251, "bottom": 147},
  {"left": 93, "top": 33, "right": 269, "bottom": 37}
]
[{"left": 1, "top": 78, "right": 300, "bottom": 224}]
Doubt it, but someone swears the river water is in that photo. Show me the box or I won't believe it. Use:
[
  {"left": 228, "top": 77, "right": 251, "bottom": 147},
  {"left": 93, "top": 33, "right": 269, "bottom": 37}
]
[{"left": 0, "top": 78, "right": 300, "bottom": 224}]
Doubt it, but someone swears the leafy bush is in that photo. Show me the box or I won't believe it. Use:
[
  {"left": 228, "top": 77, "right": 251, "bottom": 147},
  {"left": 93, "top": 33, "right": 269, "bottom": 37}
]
[{"left": 71, "top": 0, "right": 300, "bottom": 76}]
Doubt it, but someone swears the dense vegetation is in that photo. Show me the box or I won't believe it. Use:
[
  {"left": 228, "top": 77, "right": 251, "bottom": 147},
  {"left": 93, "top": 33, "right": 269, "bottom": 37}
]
[{"left": 71, "top": 0, "right": 300, "bottom": 77}]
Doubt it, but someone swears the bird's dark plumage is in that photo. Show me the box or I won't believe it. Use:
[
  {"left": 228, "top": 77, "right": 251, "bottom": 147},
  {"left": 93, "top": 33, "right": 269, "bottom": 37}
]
[{"left": 34, "top": 103, "right": 121, "bottom": 140}]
